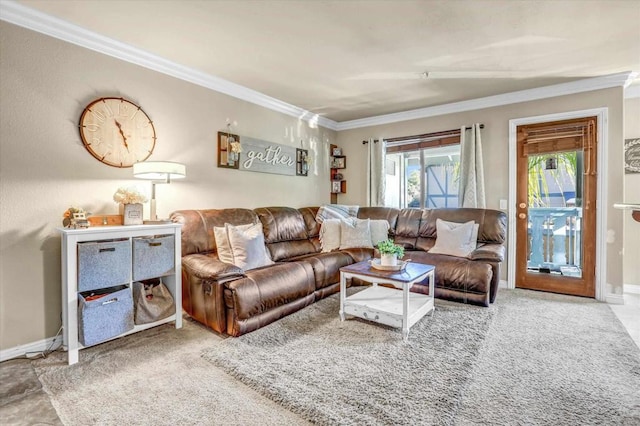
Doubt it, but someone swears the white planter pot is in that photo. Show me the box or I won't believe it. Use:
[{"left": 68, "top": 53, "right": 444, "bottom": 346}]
[
  {"left": 380, "top": 253, "right": 398, "bottom": 266},
  {"left": 123, "top": 203, "right": 143, "bottom": 225}
]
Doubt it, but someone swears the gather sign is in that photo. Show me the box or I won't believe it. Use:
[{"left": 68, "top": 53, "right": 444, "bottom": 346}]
[{"left": 239, "top": 136, "right": 298, "bottom": 176}]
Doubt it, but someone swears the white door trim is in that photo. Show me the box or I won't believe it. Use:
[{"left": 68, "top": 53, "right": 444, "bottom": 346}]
[{"left": 507, "top": 108, "right": 608, "bottom": 301}]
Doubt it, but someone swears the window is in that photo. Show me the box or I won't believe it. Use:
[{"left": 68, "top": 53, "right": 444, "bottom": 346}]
[{"left": 385, "top": 145, "right": 460, "bottom": 209}]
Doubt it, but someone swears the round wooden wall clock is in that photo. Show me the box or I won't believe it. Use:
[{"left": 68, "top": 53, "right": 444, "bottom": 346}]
[{"left": 78, "top": 97, "right": 156, "bottom": 168}]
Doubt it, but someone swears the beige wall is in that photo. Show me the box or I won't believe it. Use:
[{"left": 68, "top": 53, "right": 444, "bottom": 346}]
[
  {"left": 0, "top": 22, "right": 336, "bottom": 349},
  {"left": 336, "top": 88, "right": 625, "bottom": 296},
  {"left": 624, "top": 97, "right": 640, "bottom": 286}
]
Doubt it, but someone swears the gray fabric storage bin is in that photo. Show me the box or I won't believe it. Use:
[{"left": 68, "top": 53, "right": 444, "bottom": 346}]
[
  {"left": 132, "top": 235, "right": 175, "bottom": 281},
  {"left": 78, "top": 285, "right": 134, "bottom": 346},
  {"left": 78, "top": 239, "right": 131, "bottom": 292}
]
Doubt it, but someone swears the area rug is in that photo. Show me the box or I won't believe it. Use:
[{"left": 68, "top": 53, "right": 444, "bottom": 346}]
[{"left": 202, "top": 288, "right": 640, "bottom": 426}]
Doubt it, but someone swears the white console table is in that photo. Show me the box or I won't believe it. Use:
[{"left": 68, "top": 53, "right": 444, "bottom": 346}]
[{"left": 58, "top": 224, "right": 182, "bottom": 365}]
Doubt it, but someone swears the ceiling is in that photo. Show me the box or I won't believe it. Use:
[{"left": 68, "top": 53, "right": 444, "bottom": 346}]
[{"left": 11, "top": 0, "right": 640, "bottom": 123}]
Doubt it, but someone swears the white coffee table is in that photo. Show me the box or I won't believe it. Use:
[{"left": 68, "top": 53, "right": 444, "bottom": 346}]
[{"left": 339, "top": 260, "right": 435, "bottom": 341}]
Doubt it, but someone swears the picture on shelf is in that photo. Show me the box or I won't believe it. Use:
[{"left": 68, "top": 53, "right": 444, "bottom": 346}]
[
  {"left": 331, "top": 181, "right": 341, "bottom": 193},
  {"left": 332, "top": 147, "right": 342, "bottom": 156},
  {"left": 331, "top": 157, "right": 345, "bottom": 169}
]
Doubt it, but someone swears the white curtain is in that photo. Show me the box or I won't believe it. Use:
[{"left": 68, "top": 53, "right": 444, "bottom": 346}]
[
  {"left": 458, "top": 124, "right": 486, "bottom": 208},
  {"left": 366, "top": 137, "right": 386, "bottom": 207}
]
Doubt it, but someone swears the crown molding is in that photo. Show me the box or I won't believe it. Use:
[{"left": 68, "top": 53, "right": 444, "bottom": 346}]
[
  {"left": 336, "top": 71, "right": 638, "bottom": 131},
  {"left": 0, "top": 1, "right": 339, "bottom": 131},
  {"left": 1, "top": 1, "right": 635, "bottom": 133},
  {"left": 625, "top": 83, "right": 640, "bottom": 99}
]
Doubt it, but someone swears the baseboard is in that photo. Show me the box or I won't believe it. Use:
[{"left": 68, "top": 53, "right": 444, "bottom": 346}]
[
  {"left": 623, "top": 284, "right": 640, "bottom": 294},
  {"left": 605, "top": 293, "right": 625, "bottom": 305},
  {"left": 0, "top": 335, "right": 63, "bottom": 362},
  {"left": 499, "top": 279, "right": 509, "bottom": 289}
]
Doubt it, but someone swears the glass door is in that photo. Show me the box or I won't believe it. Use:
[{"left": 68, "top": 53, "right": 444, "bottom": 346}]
[{"left": 515, "top": 118, "right": 597, "bottom": 297}]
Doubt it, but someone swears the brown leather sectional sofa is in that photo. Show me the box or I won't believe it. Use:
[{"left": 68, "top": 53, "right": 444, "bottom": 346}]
[{"left": 170, "top": 206, "right": 507, "bottom": 337}]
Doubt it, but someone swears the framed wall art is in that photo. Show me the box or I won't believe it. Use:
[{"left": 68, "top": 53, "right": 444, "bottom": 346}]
[{"left": 624, "top": 138, "right": 640, "bottom": 174}]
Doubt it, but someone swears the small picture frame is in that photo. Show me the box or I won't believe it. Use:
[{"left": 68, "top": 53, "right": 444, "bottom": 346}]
[
  {"left": 332, "top": 147, "right": 342, "bottom": 156},
  {"left": 331, "top": 157, "right": 346, "bottom": 169},
  {"left": 331, "top": 181, "right": 341, "bottom": 193}
]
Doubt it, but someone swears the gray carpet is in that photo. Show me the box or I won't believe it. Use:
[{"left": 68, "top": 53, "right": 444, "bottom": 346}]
[
  {"left": 32, "top": 318, "right": 310, "bottom": 426},
  {"left": 203, "top": 288, "right": 640, "bottom": 425}
]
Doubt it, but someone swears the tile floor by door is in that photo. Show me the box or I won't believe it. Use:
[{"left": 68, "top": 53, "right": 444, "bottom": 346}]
[{"left": 1, "top": 288, "right": 638, "bottom": 426}]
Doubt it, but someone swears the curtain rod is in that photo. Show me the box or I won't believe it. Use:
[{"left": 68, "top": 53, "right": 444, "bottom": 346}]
[{"left": 362, "top": 123, "right": 484, "bottom": 144}]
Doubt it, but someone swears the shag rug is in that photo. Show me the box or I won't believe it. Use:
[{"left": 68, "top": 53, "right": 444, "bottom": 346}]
[{"left": 202, "top": 288, "right": 640, "bottom": 425}]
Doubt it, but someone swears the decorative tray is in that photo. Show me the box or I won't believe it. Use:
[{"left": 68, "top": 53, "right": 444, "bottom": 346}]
[{"left": 369, "top": 259, "right": 410, "bottom": 271}]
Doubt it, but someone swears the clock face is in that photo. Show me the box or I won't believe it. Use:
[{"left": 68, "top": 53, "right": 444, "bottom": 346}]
[{"left": 79, "top": 97, "right": 156, "bottom": 168}]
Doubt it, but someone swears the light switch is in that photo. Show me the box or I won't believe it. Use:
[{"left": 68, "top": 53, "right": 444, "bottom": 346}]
[{"left": 500, "top": 199, "right": 508, "bottom": 210}]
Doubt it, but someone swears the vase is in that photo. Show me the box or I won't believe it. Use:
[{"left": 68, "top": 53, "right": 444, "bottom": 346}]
[
  {"left": 380, "top": 253, "right": 398, "bottom": 266},
  {"left": 123, "top": 203, "right": 143, "bottom": 225}
]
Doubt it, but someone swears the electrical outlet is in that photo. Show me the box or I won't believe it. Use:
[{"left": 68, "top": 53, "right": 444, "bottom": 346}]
[{"left": 499, "top": 199, "right": 508, "bottom": 210}]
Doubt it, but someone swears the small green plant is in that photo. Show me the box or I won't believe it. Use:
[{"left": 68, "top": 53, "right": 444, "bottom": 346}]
[{"left": 377, "top": 239, "right": 405, "bottom": 259}]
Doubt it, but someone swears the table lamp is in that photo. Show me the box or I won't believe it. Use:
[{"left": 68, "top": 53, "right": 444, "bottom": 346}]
[{"left": 133, "top": 161, "right": 186, "bottom": 223}]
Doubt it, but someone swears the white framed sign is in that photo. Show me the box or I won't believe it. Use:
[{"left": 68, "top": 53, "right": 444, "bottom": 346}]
[{"left": 239, "top": 136, "right": 298, "bottom": 176}]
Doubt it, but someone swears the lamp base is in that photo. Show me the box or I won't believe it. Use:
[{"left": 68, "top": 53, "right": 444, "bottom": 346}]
[{"left": 143, "top": 219, "right": 173, "bottom": 225}]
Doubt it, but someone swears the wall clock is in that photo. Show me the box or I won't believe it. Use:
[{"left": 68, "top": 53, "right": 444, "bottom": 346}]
[{"left": 79, "top": 97, "right": 156, "bottom": 168}]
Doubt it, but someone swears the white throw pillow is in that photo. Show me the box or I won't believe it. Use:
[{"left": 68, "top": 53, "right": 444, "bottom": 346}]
[
  {"left": 319, "top": 219, "right": 343, "bottom": 252},
  {"left": 369, "top": 219, "right": 390, "bottom": 246},
  {"left": 429, "top": 219, "right": 478, "bottom": 258},
  {"left": 339, "top": 218, "right": 373, "bottom": 250},
  {"left": 214, "top": 223, "right": 253, "bottom": 264},
  {"left": 226, "top": 222, "right": 274, "bottom": 271}
]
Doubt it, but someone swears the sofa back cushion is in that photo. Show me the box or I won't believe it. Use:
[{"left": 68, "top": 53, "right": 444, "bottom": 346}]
[
  {"left": 393, "top": 208, "right": 423, "bottom": 249},
  {"left": 357, "top": 207, "right": 400, "bottom": 236},
  {"left": 254, "top": 207, "right": 318, "bottom": 261},
  {"left": 416, "top": 208, "right": 507, "bottom": 251},
  {"left": 298, "top": 207, "right": 321, "bottom": 251},
  {"left": 170, "top": 209, "right": 258, "bottom": 256}
]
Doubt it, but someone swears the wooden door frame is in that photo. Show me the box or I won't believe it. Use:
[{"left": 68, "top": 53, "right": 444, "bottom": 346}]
[{"left": 507, "top": 108, "right": 608, "bottom": 301}]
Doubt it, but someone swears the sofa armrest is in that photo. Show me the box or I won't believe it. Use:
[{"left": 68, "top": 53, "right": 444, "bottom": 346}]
[
  {"left": 181, "top": 253, "right": 245, "bottom": 335},
  {"left": 469, "top": 243, "right": 505, "bottom": 262},
  {"left": 182, "top": 253, "right": 244, "bottom": 280}
]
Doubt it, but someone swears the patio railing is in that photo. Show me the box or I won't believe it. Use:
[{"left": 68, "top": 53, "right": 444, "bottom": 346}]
[{"left": 528, "top": 207, "right": 582, "bottom": 273}]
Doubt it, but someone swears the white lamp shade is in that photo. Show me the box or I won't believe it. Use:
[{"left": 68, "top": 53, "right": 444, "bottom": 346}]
[{"left": 133, "top": 161, "right": 186, "bottom": 180}]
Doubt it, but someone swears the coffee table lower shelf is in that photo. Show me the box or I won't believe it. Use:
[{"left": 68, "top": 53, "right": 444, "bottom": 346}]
[
  {"left": 339, "top": 260, "right": 435, "bottom": 341},
  {"left": 342, "top": 285, "right": 434, "bottom": 331}
]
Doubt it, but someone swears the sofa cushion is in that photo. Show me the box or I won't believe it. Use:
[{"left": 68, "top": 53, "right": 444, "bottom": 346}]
[
  {"left": 403, "top": 251, "right": 493, "bottom": 296},
  {"left": 224, "top": 261, "right": 315, "bottom": 320},
  {"left": 394, "top": 208, "right": 423, "bottom": 249},
  {"left": 289, "top": 251, "right": 355, "bottom": 291},
  {"left": 255, "top": 207, "right": 317, "bottom": 261},
  {"left": 226, "top": 223, "right": 274, "bottom": 271},
  {"left": 429, "top": 219, "right": 479, "bottom": 258}
]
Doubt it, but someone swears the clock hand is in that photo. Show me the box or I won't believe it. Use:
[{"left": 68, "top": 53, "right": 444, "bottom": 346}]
[{"left": 114, "top": 120, "right": 130, "bottom": 151}]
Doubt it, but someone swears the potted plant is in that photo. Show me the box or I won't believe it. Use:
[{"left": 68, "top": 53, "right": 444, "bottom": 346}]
[{"left": 377, "top": 239, "right": 405, "bottom": 266}]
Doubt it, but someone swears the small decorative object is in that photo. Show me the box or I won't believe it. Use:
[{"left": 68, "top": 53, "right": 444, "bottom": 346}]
[
  {"left": 331, "top": 157, "right": 346, "bottom": 169},
  {"left": 332, "top": 147, "right": 342, "bottom": 156},
  {"left": 296, "top": 148, "right": 309, "bottom": 176},
  {"left": 377, "top": 239, "right": 405, "bottom": 266},
  {"left": 331, "top": 181, "right": 342, "bottom": 193},
  {"left": 63, "top": 207, "right": 91, "bottom": 228},
  {"left": 333, "top": 173, "right": 343, "bottom": 181},
  {"left": 78, "top": 97, "right": 156, "bottom": 168},
  {"left": 113, "top": 187, "right": 148, "bottom": 225},
  {"left": 218, "top": 119, "right": 241, "bottom": 169}
]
